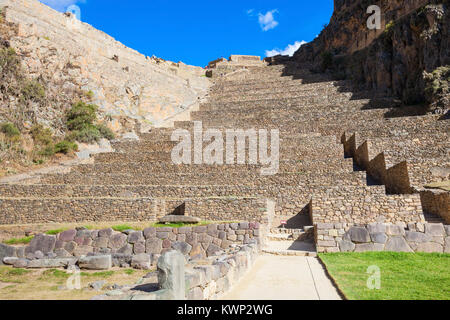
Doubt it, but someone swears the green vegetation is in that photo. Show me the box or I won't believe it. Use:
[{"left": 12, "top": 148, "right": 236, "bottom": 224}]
[
  {"left": 30, "top": 124, "right": 53, "bottom": 146},
  {"left": 54, "top": 140, "right": 78, "bottom": 154},
  {"left": 319, "top": 252, "right": 450, "bottom": 300},
  {"left": 112, "top": 224, "right": 136, "bottom": 232},
  {"left": 3, "top": 236, "right": 34, "bottom": 245},
  {"left": 1, "top": 122, "right": 20, "bottom": 138},
  {"left": 0, "top": 267, "right": 31, "bottom": 283},
  {"left": 385, "top": 20, "right": 395, "bottom": 34},
  {"left": 80, "top": 271, "right": 115, "bottom": 277},
  {"left": 65, "top": 101, "right": 115, "bottom": 143},
  {"left": 45, "top": 229, "right": 66, "bottom": 235},
  {"left": 21, "top": 79, "right": 45, "bottom": 103},
  {"left": 84, "top": 90, "right": 94, "bottom": 100},
  {"left": 423, "top": 65, "right": 450, "bottom": 110},
  {"left": 124, "top": 269, "right": 135, "bottom": 275}
]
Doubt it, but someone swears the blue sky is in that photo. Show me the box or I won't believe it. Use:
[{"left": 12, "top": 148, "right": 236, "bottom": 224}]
[{"left": 40, "top": 0, "right": 334, "bottom": 67}]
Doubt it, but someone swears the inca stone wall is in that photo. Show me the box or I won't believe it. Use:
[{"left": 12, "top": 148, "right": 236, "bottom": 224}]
[
  {"left": 0, "top": 222, "right": 262, "bottom": 269},
  {"left": 316, "top": 221, "right": 450, "bottom": 253},
  {"left": 0, "top": 0, "right": 210, "bottom": 132}
]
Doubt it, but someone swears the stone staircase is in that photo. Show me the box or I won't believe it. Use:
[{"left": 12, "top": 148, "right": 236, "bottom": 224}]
[{"left": 0, "top": 62, "right": 448, "bottom": 254}]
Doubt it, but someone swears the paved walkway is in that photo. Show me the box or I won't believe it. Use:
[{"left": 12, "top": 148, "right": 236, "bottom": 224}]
[{"left": 221, "top": 254, "right": 341, "bottom": 300}]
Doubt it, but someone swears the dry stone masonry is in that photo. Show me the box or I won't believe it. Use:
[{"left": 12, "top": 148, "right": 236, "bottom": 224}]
[
  {"left": 0, "top": 0, "right": 448, "bottom": 257},
  {"left": 0, "top": 222, "right": 262, "bottom": 268}
]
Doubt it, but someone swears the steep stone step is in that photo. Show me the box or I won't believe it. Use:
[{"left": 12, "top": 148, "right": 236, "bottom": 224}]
[
  {"left": 211, "top": 79, "right": 348, "bottom": 94},
  {"left": 40, "top": 170, "right": 369, "bottom": 187},
  {"left": 262, "top": 239, "right": 317, "bottom": 256},
  {"left": 191, "top": 105, "right": 387, "bottom": 121}
]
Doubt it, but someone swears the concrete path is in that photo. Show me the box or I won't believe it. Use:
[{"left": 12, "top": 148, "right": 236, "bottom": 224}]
[{"left": 221, "top": 254, "right": 341, "bottom": 300}]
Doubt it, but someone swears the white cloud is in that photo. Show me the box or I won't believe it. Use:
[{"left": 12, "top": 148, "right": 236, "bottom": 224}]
[
  {"left": 265, "top": 40, "right": 307, "bottom": 57},
  {"left": 40, "top": 0, "right": 85, "bottom": 12},
  {"left": 258, "top": 10, "right": 278, "bottom": 32}
]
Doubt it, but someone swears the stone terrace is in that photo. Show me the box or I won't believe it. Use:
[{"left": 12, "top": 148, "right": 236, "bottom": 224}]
[{"left": 0, "top": 61, "right": 448, "bottom": 254}]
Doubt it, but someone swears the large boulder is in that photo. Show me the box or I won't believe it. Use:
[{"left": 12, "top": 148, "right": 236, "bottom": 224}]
[
  {"left": 27, "top": 258, "right": 77, "bottom": 268},
  {"left": 131, "top": 253, "right": 151, "bottom": 270},
  {"left": 157, "top": 250, "right": 186, "bottom": 299},
  {"left": 0, "top": 244, "right": 17, "bottom": 265},
  {"left": 385, "top": 237, "right": 414, "bottom": 252},
  {"left": 78, "top": 255, "right": 112, "bottom": 270},
  {"left": 25, "top": 234, "right": 56, "bottom": 255}
]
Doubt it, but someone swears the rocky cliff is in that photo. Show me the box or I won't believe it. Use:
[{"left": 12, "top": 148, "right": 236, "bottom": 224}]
[
  {"left": 0, "top": 0, "right": 209, "bottom": 177},
  {"left": 290, "top": 0, "right": 449, "bottom": 113},
  {"left": 0, "top": 0, "right": 209, "bottom": 134}
]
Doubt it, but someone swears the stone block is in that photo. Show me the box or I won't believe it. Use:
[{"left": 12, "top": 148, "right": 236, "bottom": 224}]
[
  {"left": 425, "top": 223, "right": 445, "bottom": 236},
  {"left": 367, "top": 223, "right": 386, "bottom": 234},
  {"left": 371, "top": 233, "right": 388, "bottom": 244},
  {"left": 27, "top": 258, "right": 77, "bottom": 268},
  {"left": 25, "top": 234, "right": 56, "bottom": 255},
  {"left": 338, "top": 240, "right": 355, "bottom": 252},
  {"left": 92, "top": 237, "right": 109, "bottom": 248},
  {"left": 445, "top": 237, "right": 450, "bottom": 253},
  {"left": 317, "top": 240, "right": 336, "bottom": 247},
  {"left": 157, "top": 250, "right": 186, "bottom": 299},
  {"left": 405, "top": 231, "right": 432, "bottom": 243},
  {"left": 78, "top": 255, "right": 112, "bottom": 270},
  {"left": 206, "top": 244, "right": 223, "bottom": 257},
  {"left": 117, "top": 243, "right": 133, "bottom": 255},
  {"left": 58, "top": 229, "right": 76, "bottom": 242},
  {"left": 386, "top": 225, "right": 405, "bottom": 236},
  {"left": 172, "top": 242, "right": 192, "bottom": 256},
  {"left": 108, "top": 233, "right": 127, "bottom": 249},
  {"left": 131, "top": 253, "right": 151, "bottom": 270},
  {"left": 0, "top": 244, "right": 16, "bottom": 264},
  {"left": 385, "top": 237, "right": 413, "bottom": 252},
  {"left": 133, "top": 241, "right": 146, "bottom": 254},
  {"left": 416, "top": 242, "right": 443, "bottom": 253},
  {"left": 127, "top": 231, "right": 144, "bottom": 244},
  {"left": 98, "top": 228, "right": 113, "bottom": 238},
  {"left": 143, "top": 227, "right": 156, "bottom": 239},
  {"left": 348, "top": 227, "right": 370, "bottom": 243},
  {"left": 111, "top": 253, "right": 132, "bottom": 267}
]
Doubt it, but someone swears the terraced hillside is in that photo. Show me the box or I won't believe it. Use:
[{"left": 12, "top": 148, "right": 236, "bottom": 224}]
[{"left": 1, "top": 62, "right": 448, "bottom": 254}]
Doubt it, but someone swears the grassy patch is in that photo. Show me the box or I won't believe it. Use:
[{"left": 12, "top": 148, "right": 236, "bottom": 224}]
[
  {"left": 111, "top": 224, "right": 135, "bottom": 232},
  {"left": 80, "top": 271, "right": 115, "bottom": 277},
  {"left": 3, "top": 236, "right": 34, "bottom": 245},
  {"left": 45, "top": 229, "right": 66, "bottom": 235},
  {"left": 319, "top": 252, "right": 450, "bottom": 300}
]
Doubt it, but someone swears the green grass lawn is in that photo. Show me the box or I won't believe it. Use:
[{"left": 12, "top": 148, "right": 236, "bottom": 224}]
[{"left": 319, "top": 252, "right": 450, "bottom": 300}]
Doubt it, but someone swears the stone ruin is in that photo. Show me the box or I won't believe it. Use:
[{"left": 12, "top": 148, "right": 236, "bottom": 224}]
[{"left": 0, "top": 0, "right": 449, "bottom": 291}]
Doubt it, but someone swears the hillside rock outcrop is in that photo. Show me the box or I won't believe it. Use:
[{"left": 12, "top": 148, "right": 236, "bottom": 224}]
[
  {"left": 290, "top": 0, "right": 449, "bottom": 113},
  {"left": 0, "top": 0, "right": 210, "bottom": 133}
]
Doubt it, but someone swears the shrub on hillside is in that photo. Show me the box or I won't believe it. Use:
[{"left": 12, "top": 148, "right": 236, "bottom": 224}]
[
  {"left": 1, "top": 122, "right": 20, "bottom": 137},
  {"left": 66, "top": 101, "right": 98, "bottom": 131},
  {"left": 30, "top": 124, "right": 53, "bottom": 146},
  {"left": 54, "top": 140, "right": 78, "bottom": 154},
  {"left": 97, "top": 124, "right": 115, "bottom": 140},
  {"left": 424, "top": 65, "right": 450, "bottom": 112},
  {"left": 65, "top": 101, "right": 115, "bottom": 143},
  {"left": 66, "top": 125, "right": 101, "bottom": 143},
  {"left": 21, "top": 79, "right": 45, "bottom": 103}
]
